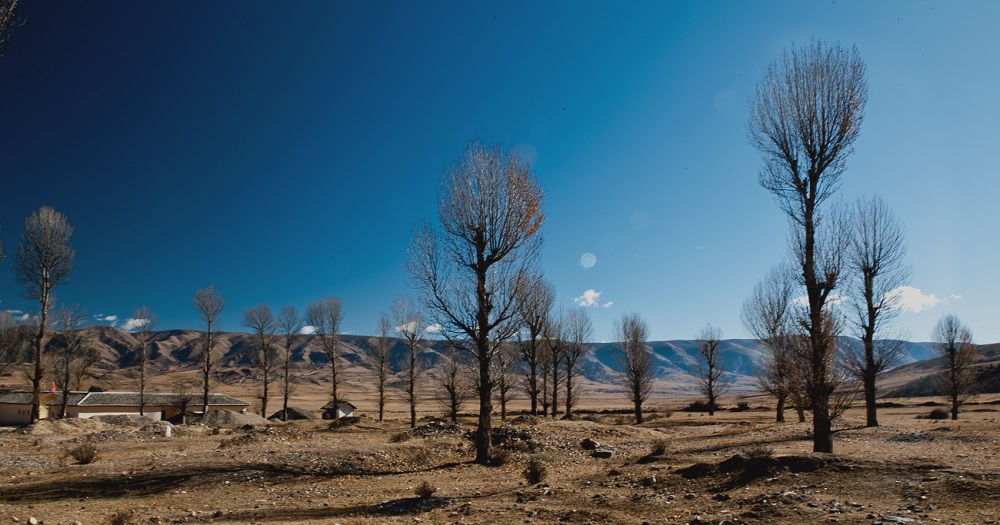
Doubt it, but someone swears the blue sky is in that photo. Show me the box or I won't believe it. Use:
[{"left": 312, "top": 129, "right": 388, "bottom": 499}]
[{"left": 0, "top": 1, "right": 997, "bottom": 343}]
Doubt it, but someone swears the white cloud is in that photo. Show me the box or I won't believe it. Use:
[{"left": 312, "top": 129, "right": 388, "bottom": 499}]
[
  {"left": 2, "top": 310, "right": 30, "bottom": 323},
  {"left": 602, "top": 301, "right": 614, "bottom": 309},
  {"left": 94, "top": 314, "right": 118, "bottom": 327},
  {"left": 886, "top": 286, "right": 952, "bottom": 313},
  {"left": 120, "top": 318, "right": 148, "bottom": 332},
  {"left": 426, "top": 323, "right": 443, "bottom": 334},
  {"left": 790, "top": 293, "right": 847, "bottom": 307},
  {"left": 574, "top": 289, "right": 602, "bottom": 308},
  {"left": 300, "top": 325, "right": 317, "bottom": 335}
]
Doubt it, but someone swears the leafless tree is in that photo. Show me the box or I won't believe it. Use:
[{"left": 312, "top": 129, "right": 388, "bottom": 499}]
[
  {"left": 0, "top": 311, "right": 28, "bottom": 379},
  {"left": 439, "top": 345, "right": 472, "bottom": 423},
  {"left": 406, "top": 140, "right": 544, "bottom": 464},
  {"left": 242, "top": 304, "right": 279, "bottom": 418},
  {"left": 277, "top": 305, "right": 301, "bottom": 421},
  {"left": 392, "top": 297, "right": 426, "bottom": 428},
  {"left": 542, "top": 309, "right": 566, "bottom": 418},
  {"left": 193, "top": 285, "right": 225, "bottom": 415},
  {"left": 614, "top": 312, "right": 653, "bottom": 424},
  {"left": 748, "top": 40, "right": 868, "bottom": 453},
  {"left": 493, "top": 340, "right": 520, "bottom": 421},
  {"left": 516, "top": 274, "right": 554, "bottom": 415},
  {"left": 695, "top": 324, "right": 729, "bottom": 416},
  {"left": 932, "top": 314, "right": 976, "bottom": 420},
  {"left": 174, "top": 381, "right": 196, "bottom": 425},
  {"left": 368, "top": 313, "right": 393, "bottom": 421},
  {"left": 15, "top": 206, "right": 75, "bottom": 422},
  {"left": 51, "top": 305, "right": 98, "bottom": 418},
  {"left": 563, "top": 308, "right": 592, "bottom": 417},
  {"left": 742, "top": 265, "right": 807, "bottom": 423},
  {"left": 0, "top": 0, "right": 20, "bottom": 58},
  {"left": 537, "top": 336, "right": 552, "bottom": 416},
  {"left": 307, "top": 297, "right": 344, "bottom": 418},
  {"left": 129, "top": 306, "right": 157, "bottom": 416},
  {"left": 842, "top": 195, "right": 910, "bottom": 427}
]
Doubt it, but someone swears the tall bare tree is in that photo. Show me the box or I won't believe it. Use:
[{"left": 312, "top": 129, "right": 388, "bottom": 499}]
[
  {"left": 748, "top": 40, "right": 868, "bottom": 453},
  {"left": 542, "top": 309, "right": 566, "bottom": 418},
  {"left": 695, "top": 324, "right": 728, "bottom": 416},
  {"left": 392, "top": 297, "right": 426, "bottom": 428},
  {"left": 843, "top": 195, "right": 910, "bottom": 427},
  {"left": 307, "top": 297, "right": 344, "bottom": 418},
  {"left": 0, "top": 311, "right": 28, "bottom": 378},
  {"left": 368, "top": 313, "right": 393, "bottom": 421},
  {"left": 614, "top": 312, "right": 653, "bottom": 424},
  {"left": 516, "top": 274, "right": 554, "bottom": 415},
  {"left": 51, "top": 304, "right": 98, "bottom": 418},
  {"left": 494, "top": 341, "right": 520, "bottom": 421},
  {"left": 439, "top": 345, "right": 472, "bottom": 423},
  {"left": 563, "top": 308, "right": 592, "bottom": 417},
  {"left": 193, "top": 285, "right": 225, "bottom": 415},
  {"left": 16, "top": 206, "right": 75, "bottom": 422},
  {"left": 932, "top": 314, "right": 976, "bottom": 421},
  {"left": 242, "top": 304, "right": 279, "bottom": 417},
  {"left": 129, "top": 306, "right": 157, "bottom": 416},
  {"left": 277, "top": 305, "right": 302, "bottom": 421},
  {"left": 406, "top": 140, "right": 544, "bottom": 464}
]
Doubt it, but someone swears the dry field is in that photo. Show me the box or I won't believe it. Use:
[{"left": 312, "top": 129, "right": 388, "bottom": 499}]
[{"left": 1, "top": 399, "right": 999, "bottom": 525}]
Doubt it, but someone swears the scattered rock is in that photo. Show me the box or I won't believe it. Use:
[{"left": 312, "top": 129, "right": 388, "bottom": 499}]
[
  {"left": 580, "top": 438, "right": 600, "bottom": 450},
  {"left": 591, "top": 448, "right": 614, "bottom": 459}
]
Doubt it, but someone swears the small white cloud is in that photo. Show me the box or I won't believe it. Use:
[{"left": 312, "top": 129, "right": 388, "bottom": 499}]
[
  {"left": 790, "top": 293, "right": 847, "bottom": 307},
  {"left": 426, "top": 323, "right": 443, "bottom": 334},
  {"left": 94, "top": 314, "right": 118, "bottom": 327},
  {"left": 886, "top": 286, "right": 951, "bottom": 313},
  {"left": 602, "top": 301, "right": 614, "bottom": 309},
  {"left": 120, "top": 318, "right": 148, "bottom": 332},
  {"left": 574, "top": 289, "right": 602, "bottom": 308},
  {"left": 300, "top": 325, "right": 317, "bottom": 335}
]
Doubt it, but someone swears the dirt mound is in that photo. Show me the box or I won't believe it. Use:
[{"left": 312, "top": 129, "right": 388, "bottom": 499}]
[
  {"left": 18, "top": 418, "right": 110, "bottom": 436},
  {"left": 268, "top": 407, "right": 316, "bottom": 420},
  {"left": 189, "top": 410, "right": 271, "bottom": 428},
  {"left": 92, "top": 414, "right": 158, "bottom": 427},
  {"left": 411, "top": 420, "right": 465, "bottom": 438}
]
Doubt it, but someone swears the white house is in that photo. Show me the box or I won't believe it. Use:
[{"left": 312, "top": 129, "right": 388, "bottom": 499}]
[{"left": 0, "top": 391, "right": 250, "bottom": 425}]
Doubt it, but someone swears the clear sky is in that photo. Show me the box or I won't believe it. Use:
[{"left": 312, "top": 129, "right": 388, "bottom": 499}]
[{"left": 0, "top": 1, "right": 997, "bottom": 343}]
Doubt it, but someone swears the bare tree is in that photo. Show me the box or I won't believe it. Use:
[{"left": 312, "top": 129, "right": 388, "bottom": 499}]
[
  {"left": 542, "top": 309, "right": 566, "bottom": 418},
  {"left": 368, "top": 313, "right": 392, "bottom": 421},
  {"left": 16, "top": 206, "right": 75, "bottom": 422},
  {"left": 51, "top": 304, "right": 98, "bottom": 418},
  {"left": 563, "top": 308, "right": 592, "bottom": 417},
  {"left": 307, "top": 297, "right": 344, "bottom": 418},
  {"left": 932, "top": 314, "right": 976, "bottom": 420},
  {"left": 695, "top": 324, "right": 729, "bottom": 416},
  {"left": 193, "top": 285, "right": 225, "bottom": 415},
  {"left": 439, "top": 345, "right": 472, "bottom": 423},
  {"left": 242, "top": 304, "right": 278, "bottom": 418},
  {"left": 406, "top": 140, "right": 544, "bottom": 465},
  {"left": 0, "top": 0, "right": 20, "bottom": 58},
  {"left": 0, "top": 311, "right": 28, "bottom": 379},
  {"left": 843, "top": 195, "right": 910, "bottom": 427},
  {"left": 516, "top": 274, "right": 554, "bottom": 415},
  {"left": 748, "top": 40, "right": 868, "bottom": 453},
  {"left": 614, "top": 312, "right": 653, "bottom": 424},
  {"left": 277, "top": 305, "right": 301, "bottom": 421},
  {"left": 742, "top": 265, "right": 807, "bottom": 423},
  {"left": 392, "top": 297, "right": 426, "bottom": 428},
  {"left": 129, "top": 306, "right": 157, "bottom": 416}
]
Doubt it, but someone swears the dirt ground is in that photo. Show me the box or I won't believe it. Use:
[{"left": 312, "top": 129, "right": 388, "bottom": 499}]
[{"left": 1, "top": 399, "right": 999, "bottom": 525}]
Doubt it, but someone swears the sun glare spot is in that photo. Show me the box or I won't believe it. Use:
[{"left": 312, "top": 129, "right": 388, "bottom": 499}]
[{"left": 580, "top": 253, "right": 597, "bottom": 269}]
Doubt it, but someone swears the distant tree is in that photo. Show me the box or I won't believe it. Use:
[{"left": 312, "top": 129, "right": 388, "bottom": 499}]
[
  {"left": 494, "top": 340, "right": 520, "bottom": 421},
  {"left": 542, "top": 308, "right": 566, "bottom": 418},
  {"left": 932, "top": 314, "right": 977, "bottom": 420},
  {"left": 405, "top": 140, "right": 544, "bottom": 465},
  {"left": 242, "top": 304, "right": 279, "bottom": 418},
  {"left": 843, "top": 195, "right": 910, "bottom": 427},
  {"left": 368, "top": 313, "right": 393, "bottom": 421},
  {"left": 392, "top": 297, "right": 426, "bottom": 428},
  {"left": 516, "top": 274, "right": 554, "bottom": 415},
  {"left": 613, "top": 312, "right": 653, "bottom": 424},
  {"left": 277, "top": 305, "right": 302, "bottom": 421},
  {"left": 307, "top": 297, "right": 344, "bottom": 418},
  {"left": 748, "top": 40, "right": 868, "bottom": 453},
  {"left": 562, "top": 308, "right": 592, "bottom": 417},
  {"left": 16, "top": 206, "right": 75, "bottom": 422},
  {"left": 129, "top": 306, "right": 157, "bottom": 416},
  {"left": 537, "top": 336, "right": 552, "bottom": 416},
  {"left": 51, "top": 304, "right": 99, "bottom": 418},
  {"left": 0, "top": 311, "right": 28, "bottom": 379},
  {"left": 193, "top": 285, "right": 225, "bottom": 415},
  {"left": 439, "top": 346, "right": 472, "bottom": 424},
  {"left": 695, "top": 324, "right": 728, "bottom": 416},
  {"left": 174, "top": 381, "right": 196, "bottom": 425}
]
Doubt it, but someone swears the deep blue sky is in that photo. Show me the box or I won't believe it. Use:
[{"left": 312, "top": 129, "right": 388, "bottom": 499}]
[{"left": 1, "top": 1, "right": 997, "bottom": 343}]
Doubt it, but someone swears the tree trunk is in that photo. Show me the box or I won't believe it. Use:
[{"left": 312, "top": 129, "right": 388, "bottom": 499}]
[
  {"left": 261, "top": 376, "right": 269, "bottom": 418},
  {"left": 864, "top": 369, "right": 878, "bottom": 427},
  {"left": 528, "top": 362, "right": 538, "bottom": 415},
  {"left": 812, "top": 398, "right": 834, "bottom": 453},
  {"left": 474, "top": 357, "right": 493, "bottom": 464},
  {"left": 30, "top": 306, "right": 47, "bottom": 423},
  {"left": 634, "top": 399, "right": 643, "bottom": 424},
  {"left": 775, "top": 395, "right": 785, "bottom": 423},
  {"left": 796, "top": 404, "right": 806, "bottom": 423}
]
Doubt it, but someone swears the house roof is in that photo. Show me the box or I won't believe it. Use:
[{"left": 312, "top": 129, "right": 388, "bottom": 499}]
[
  {"left": 320, "top": 401, "right": 357, "bottom": 411},
  {"left": 0, "top": 391, "right": 249, "bottom": 407}
]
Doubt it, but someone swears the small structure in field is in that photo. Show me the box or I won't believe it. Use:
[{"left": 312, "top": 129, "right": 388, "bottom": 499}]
[
  {"left": 0, "top": 391, "right": 250, "bottom": 425},
  {"left": 320, "top": 400, "right": 356, "bottom": 419}
]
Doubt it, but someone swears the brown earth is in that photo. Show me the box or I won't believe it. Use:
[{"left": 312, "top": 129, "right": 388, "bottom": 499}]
[{"left": 1, "top": 398, "right": 999, "bottom": 525}]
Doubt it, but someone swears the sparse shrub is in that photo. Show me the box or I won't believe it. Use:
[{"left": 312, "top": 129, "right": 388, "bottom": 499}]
[
  {"left": 650, "top": 438, "right": 668, "bottom": 456},
  {"left": 744, "top": 444, "right": 774, "bottom": 462},
  {"left": 926, "top": 408, "right": 949, "bottom": 420},
  {"left": 737, "top": 444, "right": 775, "bottom": 480},
  {"left": 107, "top": 509, "right": 136, "bottom": 525},
  {"left": 733, "top": 401, "right": 751, "bottom": 412},
  {"left": 390, "top": 431, "right": 412, "bottom": 443},
  {"left": 523, "top": 456, "right": 547, "bottom": 484},
  {"left": 68, "top": 442, "right": 99, "bottom": 464},
  {"left": 414, "top": 480, "right": 436, "bottom": 499},
  {"left": 682, "top": 400, "right": 718, "bottom": 413},
  {"left": 490, "top": 448, "right": 511, "bottom": 466}
]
